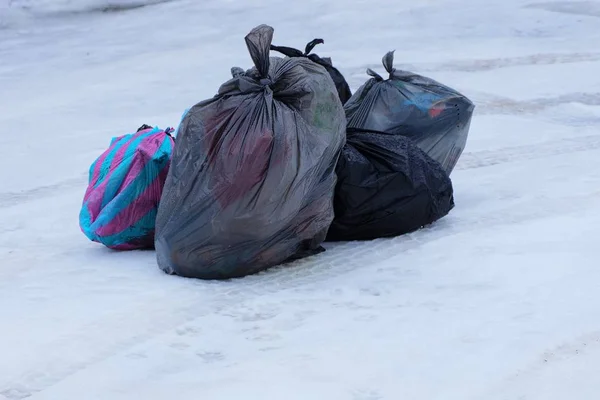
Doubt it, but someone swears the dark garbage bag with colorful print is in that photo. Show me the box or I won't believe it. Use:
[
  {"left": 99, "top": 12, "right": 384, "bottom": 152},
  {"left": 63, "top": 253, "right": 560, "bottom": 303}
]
[
  {"left": 154, "top": 24, "right": 346, "bottom": 280},
  {"left": 326, "top": 128, "right": 455, "bottom": 242},
  {"left": 344, "top": 51, "right": 475, "bottom": 174},
  {"left": 270, "top": 38, "right": 352, "bottom": 104}
]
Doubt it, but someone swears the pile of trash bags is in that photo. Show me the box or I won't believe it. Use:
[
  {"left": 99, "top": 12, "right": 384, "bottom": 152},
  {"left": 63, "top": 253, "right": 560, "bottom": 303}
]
[{"left": 79, "top": 24, "right": 474, "bottom": 280}]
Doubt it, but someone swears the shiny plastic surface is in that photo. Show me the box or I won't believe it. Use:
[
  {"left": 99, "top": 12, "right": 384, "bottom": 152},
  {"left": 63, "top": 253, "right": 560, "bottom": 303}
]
[
  {"left": 327, "top": 128, "right": 454, "bottom": 241},
  {"left": 155, "top": 24, "right": 346, "bottom": 280},
  {"left": 344, "top": 51, "right": 475, "bottom": 174}
]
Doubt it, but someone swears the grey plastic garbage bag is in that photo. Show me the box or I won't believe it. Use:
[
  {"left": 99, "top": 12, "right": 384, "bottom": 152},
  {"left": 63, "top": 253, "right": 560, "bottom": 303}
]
[
  {"left": 344, "top": 51, "right": 475, "bottom": 174},
  {"left": 154, "top": 24, "right": 346, "bottom": 280}
]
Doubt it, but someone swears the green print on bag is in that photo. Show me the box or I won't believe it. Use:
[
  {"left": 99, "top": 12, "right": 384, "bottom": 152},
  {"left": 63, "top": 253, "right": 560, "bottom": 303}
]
[{"left": 313, "top": 96, "right": 339, "bottom": 130}]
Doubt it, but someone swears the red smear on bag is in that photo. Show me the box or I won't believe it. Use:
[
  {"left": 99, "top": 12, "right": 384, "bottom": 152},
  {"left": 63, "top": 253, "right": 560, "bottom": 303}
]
[
  {"left": 215, "top": 128, "right": 275, "bottom": 209},
  {"left": 428, "top": 104, "right": 445, "bottom": 118}
]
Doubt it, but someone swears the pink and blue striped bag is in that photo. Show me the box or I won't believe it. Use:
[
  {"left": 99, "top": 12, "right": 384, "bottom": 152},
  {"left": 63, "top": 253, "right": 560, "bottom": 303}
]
[{"left": 79, "top": 124, "right": 175, "bottom": 250}]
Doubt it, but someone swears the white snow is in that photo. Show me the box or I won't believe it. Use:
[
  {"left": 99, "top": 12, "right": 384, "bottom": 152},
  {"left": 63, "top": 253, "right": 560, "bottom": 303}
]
[{"left": 1, "top": 0, "right": 600, "bottom": 399}]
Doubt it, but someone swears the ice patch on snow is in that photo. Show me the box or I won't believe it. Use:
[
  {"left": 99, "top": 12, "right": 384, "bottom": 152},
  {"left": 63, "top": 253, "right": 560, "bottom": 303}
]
[
  {"left": 0, "top": 0, "right": 177, "bottom": 29},
  {"left": 527, "top": 1, "right": 600, "bottom": 18},
  {"left": 2, "top": 0, "right": 176, "bottom": 17}
]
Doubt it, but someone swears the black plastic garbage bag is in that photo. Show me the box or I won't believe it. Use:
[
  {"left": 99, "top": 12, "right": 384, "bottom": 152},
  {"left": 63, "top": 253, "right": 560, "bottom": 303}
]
[
  {"left": 270, "top": 38, "right": 352, "bottom": 104},
  {"left": 344, "top": 51, "right": 475, "bottom": 174},
  {"left": 326, "top": 128, "right": 454, "bottom": 242},
  {"left": 154, "top": 24, "right": 346, "bottom": 280}
]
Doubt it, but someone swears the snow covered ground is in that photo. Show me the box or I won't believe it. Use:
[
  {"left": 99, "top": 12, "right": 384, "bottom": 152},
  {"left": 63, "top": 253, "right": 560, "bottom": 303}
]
[{"left": 1, "top": 0, "right": 600, "bottom": 398}]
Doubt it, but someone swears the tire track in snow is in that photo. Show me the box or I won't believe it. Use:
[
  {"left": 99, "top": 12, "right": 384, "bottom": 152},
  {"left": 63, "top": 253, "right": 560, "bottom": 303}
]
[
  {"left": 3, "top": 187, "right": 600, "bottom": 399},
  {"left": 353, "top": 52, "right": 600, "bottom": 75},
  {"left": 455, "top": 133, "right": 600, "bottom": 170},
  {"left": 475, "top": 92, "right": 600, "bottom": 116},
  {"left": 0, "top": 174, "right": 86, "bottom": 209}
]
